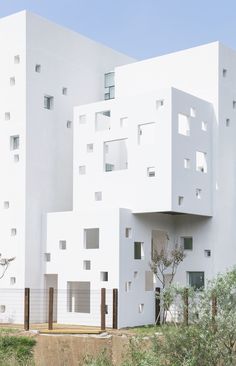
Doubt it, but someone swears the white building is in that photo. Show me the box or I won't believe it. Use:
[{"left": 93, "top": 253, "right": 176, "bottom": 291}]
[{"left": 0, "top": 11, "right": 236, "bottom": 328}]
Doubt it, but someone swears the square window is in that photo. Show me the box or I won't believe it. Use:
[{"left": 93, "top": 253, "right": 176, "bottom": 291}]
[
  {"left": 196, "top": 151, "right": 207, "bottom": 173},
  {"left": 204, "top": 249, "right": 211, "bottom": 257},
  {"left": 83, "top": 260, "right": 91, "bottom": 270},
  {"left": 62, "top": 87, "right": 68, "bottom": 95},
  {"left": 44, "top": 253, "right": 51, "bottom": 262},
  {"left": 147, "top": 167, "right": 155, "bottom": 177},
  {"left": 156, "top": 99, "right": 164, "bottom": 109},
  {"left": 35, "top": 64, "right": 41, "bottom": 73},
  {"left": 10, "top": 277, "right": 16, "bottom": 285},
  {"left": 10, "top": 77, "right": 15, "bottom": 86},
  {"left": 44, "top": 95, "right": 54, "bottom": 110},
  {"left": 87, "top": 144, "right": 93, "bottom": 153},
  {"left": 14, "top": 55, "right": 20, "bottom": 64},
  {"left": 138, "top": 304, "right": 144, "bottom": 313},
  {"left": 134, "top": 242, "right": 144, "bottom": 260},
  {"left": 79, "top": 165, "right": 86, "bottom": 175},
  {"left": 178, "top": 114, "right": 190, "bottom": 136},
  {"left": 14, "top": 154, "right": 19, "bottom": 163},
  {"left": 10, "top": 136, "right": 19, "bottom": 151},
  {"left": 11, "top": 228, "right": 17, "bottom": 236},
  {"left": 104, "top": 139, "right": 128, "bottom": 171},
  {"left": 84, "top": 228, "right": 99, "bottom": 249},
  {"left": 125, "top": 228, "right": 132, "bottom": 238},
  {"left": 3, "top": 201, "right": 9, "bottom": 209},
  {"left": 190, "top": 108, "right": 196, "bottom": 117},
  {"left": 223, "top": 69, "right": 227, "bottom": 77},
  {"left": 196, "top": 188, "right": 202, "bottom": 199},
  {"left": 120, "top": 117, "right": 128, "bottom": 128},
  {"left": 188, "top": 272, "right": 204, "bottom": 290},
  {"left": 67, "top": 121, "right": 72, "bottom": 129},
  {"left": 79, "top": 115, "right": 86, "bottom": 124},
  {"left": 201, "top": 121, "right": 207, "bottom": 131},
  {"left": 178, "top": 196, "right": 184, "bottom": 206},
  {"left": 226, "top": 118, "right": 230, "bottom": 127},
  {"left": 100, "top": 271, "right": 108, "bottom": 281},
  {"left": 95, "top": 191, "right": 102, "bottom": 201},
  {"left": 184, "top": 158, "right": 190, "bottom": 169},
  {"left": 181, "top": 237, "right": 193, "bottom": 250},
  {"left": 59, "top": 240, "right": 66, "bottom": 250},
  {"left": 5, "top": 112, "right": 10, "bottom": 121},
  {"left": 125, "top": 281, "right": 132, "bottom": 292}
]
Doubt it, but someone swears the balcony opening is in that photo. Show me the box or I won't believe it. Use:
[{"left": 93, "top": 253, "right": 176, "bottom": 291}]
[
  {"left": 104, "top": 139, "right": 128, "bottom": 172},
  {"left": 95, "top": 110, "right": 111, "bottom": 131}
]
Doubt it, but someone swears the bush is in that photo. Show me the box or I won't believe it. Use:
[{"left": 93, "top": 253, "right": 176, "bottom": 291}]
[{"left": 0, "top": 335, "right": 36, "bottom": 366}]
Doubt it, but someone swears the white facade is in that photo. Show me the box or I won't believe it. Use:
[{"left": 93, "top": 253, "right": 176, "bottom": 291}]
[{"left": 1, "top": 11, "right": 236, "bottom": 328}]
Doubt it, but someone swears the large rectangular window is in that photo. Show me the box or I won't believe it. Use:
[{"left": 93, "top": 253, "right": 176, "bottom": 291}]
[
  {"left": 104, "top": 72, "right": 115, "bottom": 100},
  {"left": 104, "top": 139, "right": 128, "bottom": 172},
  {"left": 134, "top": 242, "right": 144, "bottom": 260},
  {"left": 95, "top": 110, "right": 111, "bottom": 131},
  {"left": 84, "top": 228, "right": 99, "bottom": 249},
  {"left": 188, "top": 272, "right": 204, "bottom": 290},
  {"left": 67, "top": 281, "right": 90, "bottom": 313}
]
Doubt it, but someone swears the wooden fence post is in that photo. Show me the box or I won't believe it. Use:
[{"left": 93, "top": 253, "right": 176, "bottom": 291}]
[
  {"left": 112, "top": 288, "right": 118, "bottom": 329},
  {"left": 101, "top": 288, "right": 106, "bottom": 331},
  {"left": 24, "top": 288, "right": 30, "bottom": 331},
  {"left": 183, "top": 288, "right": 189, "bottom": 326},
  {"left": 48, "top": 287, "right": 54, "bottom": 330},
  {"left": 212, "top": 292, "right": 217, "bottom": 332},
  {"left": 155, "top": 287, "right": 161, "bottom": 325}
]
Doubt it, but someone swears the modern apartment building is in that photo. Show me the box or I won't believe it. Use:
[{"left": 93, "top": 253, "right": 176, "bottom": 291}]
[{"left": 0, "top": 10, "right": 235, "bottom": 328}]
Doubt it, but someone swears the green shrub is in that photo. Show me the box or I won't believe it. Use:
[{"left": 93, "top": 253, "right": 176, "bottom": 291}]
[{"left": 0, "top": 335, "right": 36, "bottom": 366}]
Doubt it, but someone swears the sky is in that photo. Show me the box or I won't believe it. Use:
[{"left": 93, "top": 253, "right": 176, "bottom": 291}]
[{"left": 0, "top": 0, "right": 236, "bottom": 60}]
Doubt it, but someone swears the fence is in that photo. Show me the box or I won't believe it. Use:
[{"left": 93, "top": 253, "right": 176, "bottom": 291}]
[
  {"left": 0, "top": 288, "right": 118, "bottom": 331},
  {"left": 155, "top": 287, "right": 218, "bottom": 326}
]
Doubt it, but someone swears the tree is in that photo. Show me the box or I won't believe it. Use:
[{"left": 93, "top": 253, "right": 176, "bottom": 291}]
[{"left": 0, "top": 255, "right": 15, "bottom": 279}]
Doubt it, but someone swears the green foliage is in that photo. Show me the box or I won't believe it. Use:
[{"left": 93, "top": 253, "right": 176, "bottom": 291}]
[
  {"left": 0, "top": 335, "right": 36, "bottom": 366},
  {"left": 80, "top": 349, "right": 111, "bottom": 366}
]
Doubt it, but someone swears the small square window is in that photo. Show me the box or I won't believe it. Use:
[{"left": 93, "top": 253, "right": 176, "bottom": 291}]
[
  {"left": 14, "top": 154, "right": 19, "bottom": 163},
  {"left": 44, "top": 253, "right": 51, "bottom": 262},
  {"left": 181, "top": 237, "right": 193, "bottom": 250},
  {"left": 35, "top": 64, "right": 41, "bottom": 73},
  {"left": 5, "top": 112, "right": 10, "bottom": 121},
  {"left": 226, "top": 118, "right": 230, "bottom": 127},
  {"left": 83, "top": 260, "right": 91, "bottom": 270},
  {"left": 10, "top": 77, "right": 15, "bottom": 86},
  {"left": 125, "top": 281, "right": 132, "bottom": 292},
  {"left": 11, "top": 228, "right": 17, "bottom": 236},
  {"left": 44, "top": 95, "right": 54, "bottom": 110},
  {"left": 188, "top": 271, "right": 204, "bottom": 290},
  {"left": 10, "top": 136, "right": 19, "bottom": 151},
  {"left": 3, "top": 201, "right": 9, "bottom": 209},
  {"left": 120, "top": 117, "right": 128, "bottom": 128},
  {"left": 184, "top": 159, "right": 190, "bottom": 169},
  {"left": 190, "top": 108, "right": 196, "bottom": 117},
  {"left": 0, "top": 305, "right": 6, "bottom": 313},
  {"left": 79, "top": 165, "right": 86, "bottom": 175},
  {"left": 14, "top": 55, "right": 20, "bottom": 64},
  {"left": 134, "top": 271, "right": 138, "bottom": 279},
  {"left": 147, "top": 167, "right": 155, "bottom": 177},
  {"left": 223, "top": 69, "right": 227, "bottom": 77},
  {"left": 134, "top": 242, "right": 144, "bottom": 260},
  {"left": 201, "top": 121, "right": 207, "bottom": 131},
  {"left": 156, "top": 99, "right": 164, "bottom": 109},
  {"left": 95, "top": 191, "right": 102, "bottom": 201},
  {"left": 66, "top": 120, "right": 72, "bottom": 129},
  {"left": 10, "top": 277, "right": 16, "bottom": 285},
  {"left": 62, "top": 87, "right": 68, "bottom": 95},
  {"left": 87, "top": 144, "right": 93, "bottom": 153},
  {"left": 100, "top": 272, "right": 108, "bottom": 281},
  {"left": 79, "top": 115, "right": 86, "bottom": 124},
  {"left": 59, "top": 240, "right": 66, "bottom": 250},
  {"left": 204, "top": 249, "right": 211, "bottom": 257},
  {"left": 233, "top": 101, "right": 236, "bottom": 109},
  {"left": 138, "top": 304, "right": 144, "bottom": 313},
  {"left": 178, "top": 196, "right": 184, "bottom": 206},
  {"left": 125, "top": 228, "right": 132, "bottom": 238},
  {"left": 196, "top": 188, "right": 202, "bottom": 199}
]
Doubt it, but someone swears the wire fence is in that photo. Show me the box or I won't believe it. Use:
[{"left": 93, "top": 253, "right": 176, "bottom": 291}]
[{"left": 0, "top": 288, "right": 118, "bottom": 331}]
